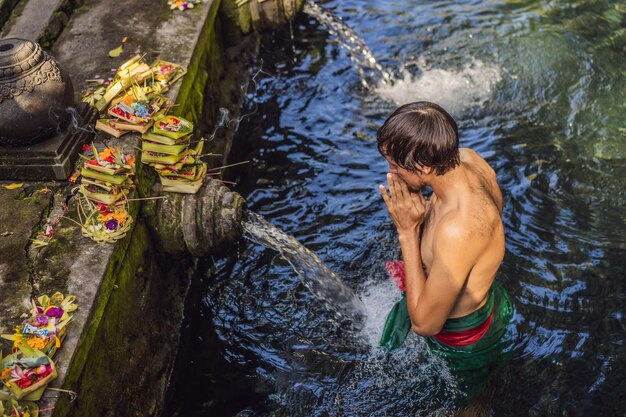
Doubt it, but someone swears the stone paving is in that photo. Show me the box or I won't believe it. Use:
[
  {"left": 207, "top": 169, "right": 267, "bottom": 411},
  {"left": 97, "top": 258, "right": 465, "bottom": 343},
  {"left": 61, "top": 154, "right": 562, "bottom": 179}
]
[{"left": 0, "top": 0, "right": 220, "bottom": 414}]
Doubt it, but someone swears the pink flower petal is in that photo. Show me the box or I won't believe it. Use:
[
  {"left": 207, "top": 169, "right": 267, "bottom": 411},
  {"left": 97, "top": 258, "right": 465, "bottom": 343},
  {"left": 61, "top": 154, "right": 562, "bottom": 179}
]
[{"left": 385, "top": 260, "right": 406, "bottom": 291}]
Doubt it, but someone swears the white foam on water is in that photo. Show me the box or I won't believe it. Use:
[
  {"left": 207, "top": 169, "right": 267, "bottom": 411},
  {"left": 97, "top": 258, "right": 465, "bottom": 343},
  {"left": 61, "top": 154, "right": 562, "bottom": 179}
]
[
  {"left": 376, "top": 59, "right": 502, "bottom": 115},
  {"left": 358, "top": 277, "right": 404, "bottom": 349},
  {"left": 354, "top": 276, "right": 463, "bottom": 407}
]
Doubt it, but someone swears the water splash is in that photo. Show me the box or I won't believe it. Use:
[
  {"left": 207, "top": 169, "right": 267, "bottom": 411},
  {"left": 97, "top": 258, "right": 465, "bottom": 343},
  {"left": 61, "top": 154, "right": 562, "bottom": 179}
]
[
  {"left": 376, "top": 59, "right": 502, "bottom": 115},
  {"left": 357, "top": 277, "right": 404, "bottom": 349},
  {"left": 242, "top": 211, "right": 367, "bottom": 322},
  {"left": 303, "top": 1, "right": 501, "bottom": 113},
  {"left": 302, "top": 0, "right": 393, "bottom": 88}
]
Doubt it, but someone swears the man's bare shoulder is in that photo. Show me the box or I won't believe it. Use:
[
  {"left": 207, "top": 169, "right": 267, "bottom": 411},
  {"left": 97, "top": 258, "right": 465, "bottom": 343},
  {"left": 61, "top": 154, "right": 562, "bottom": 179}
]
[
  {"left": 434, "top": 210, "right": 496, "bottom": 249},
  {"left": 460, "top": 148, "right": 498, "bottom": 179},
  {"left": 460, "top": 148, "right": 503, "bottom": 214}
]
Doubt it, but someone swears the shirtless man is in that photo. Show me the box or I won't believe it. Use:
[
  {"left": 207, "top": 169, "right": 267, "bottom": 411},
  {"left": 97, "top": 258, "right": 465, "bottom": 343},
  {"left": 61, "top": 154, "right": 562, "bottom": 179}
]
[{"left": 377, "top": 102, "right": 512, "bottom": 360}]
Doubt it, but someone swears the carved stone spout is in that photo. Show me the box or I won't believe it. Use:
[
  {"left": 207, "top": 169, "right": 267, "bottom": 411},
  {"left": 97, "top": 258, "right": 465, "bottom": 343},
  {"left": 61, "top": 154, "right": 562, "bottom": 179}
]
[
  {"left": 0, "top": 38, "right": 74, "bottom": 146},
  {"left": 143, "top": 181, "right": 246, "bottom": 257},
  {"left": 221, "top": 0, "right": 304, "bottom": 35}
]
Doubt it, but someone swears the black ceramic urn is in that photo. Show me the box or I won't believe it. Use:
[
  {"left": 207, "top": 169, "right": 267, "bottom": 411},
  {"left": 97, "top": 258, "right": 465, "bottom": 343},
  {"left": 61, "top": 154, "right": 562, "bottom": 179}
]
[{"left": 0, "top": 38, "right": 74, "bottom": 147}]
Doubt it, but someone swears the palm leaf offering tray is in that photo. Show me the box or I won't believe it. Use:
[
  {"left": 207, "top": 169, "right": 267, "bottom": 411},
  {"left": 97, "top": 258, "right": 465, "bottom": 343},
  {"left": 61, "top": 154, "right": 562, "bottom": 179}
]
[
  {"left": 71, "top": 144, "right": 135, "bottom": 243},
  {"left": 153, "top": 115, "right": 193, "bottom": 139},
  {"left": 140, "top": 117, "right": 209, "bottom": 194},
  {"left": 1, "top": 293, "right": 77, "bottom": 359},
  {"left": 76, "top": 193, "right": 133, "bottom": 244},
  {"left": 107, "top": 90, "right": 167, "bottom": 126},
  {"left": 95, "top": 119, "right": 127, "bottom": 138},
  {"left": 152, "top": 60, "right": 186, "bottom": 84},
  {"left": 82, "top": 54, "right": 220, "bottom": 195},
  {"left": 82, "top": 55, "right": 186, "bottom": 138},
  {"left": 0, "top": 398, "right": 38, "bottom": 417},
  {"left": 0, "top": 293, "right": 78, "bottom": 410},
  {"left": 160, "top": 163, "right": 207, "bottom": 194},
  {"left": 168, "top": 0, "right": 201, "bottom": 11},
  {"left": 80, "top": 144, "right": 134, "bottom": 202},
  {"left": 1, "top": 347, "right": 56, "bottom": 401},
  {"left": 140, "top": 151, "right": 187, "bottom": 166},
  {"left": 141, "top": 130, "right": 189, "bottom": 146}
]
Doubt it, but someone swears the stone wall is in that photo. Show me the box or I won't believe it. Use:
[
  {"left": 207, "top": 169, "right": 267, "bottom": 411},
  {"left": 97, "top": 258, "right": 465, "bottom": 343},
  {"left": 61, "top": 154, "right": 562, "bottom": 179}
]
[
  {"left": 46, "top": 1, "right": 257, "bottom": 415},
  {"left": 51, "top": 220, "right": 193, "bottom": 417},
  {"left": 1, "top": 0, "right": 87, "bottom": 46},
  {"left": 0, "top": 0, "right": 291, "bottom": 415},
  {"left": 0, "top": 0, "right": 22, "bottom": 34}
]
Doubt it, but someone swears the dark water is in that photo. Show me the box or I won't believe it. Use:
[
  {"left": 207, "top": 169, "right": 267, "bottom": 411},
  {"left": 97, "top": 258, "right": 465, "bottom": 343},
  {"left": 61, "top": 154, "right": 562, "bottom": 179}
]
[{"left": 169, "top": 1, "right": 626, "bottom": 415}]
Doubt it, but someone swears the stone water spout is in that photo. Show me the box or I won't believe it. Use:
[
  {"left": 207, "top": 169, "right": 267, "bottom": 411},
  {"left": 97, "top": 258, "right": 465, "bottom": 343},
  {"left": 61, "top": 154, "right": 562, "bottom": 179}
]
[
  {"left": 221, "top": 0, "right": 304, "bottom": 35},
  {"left": 143, "top": 180, "right": 366, "bottom": 324},
  {"left": 142, "top": 180, "right": 246, "bottom": 257}
]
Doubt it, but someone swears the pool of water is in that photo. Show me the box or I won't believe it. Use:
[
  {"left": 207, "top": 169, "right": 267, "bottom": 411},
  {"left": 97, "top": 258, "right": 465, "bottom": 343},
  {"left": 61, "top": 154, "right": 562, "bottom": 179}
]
[{"left": 169, "top": 1, "right": 626, "bottom": 415}]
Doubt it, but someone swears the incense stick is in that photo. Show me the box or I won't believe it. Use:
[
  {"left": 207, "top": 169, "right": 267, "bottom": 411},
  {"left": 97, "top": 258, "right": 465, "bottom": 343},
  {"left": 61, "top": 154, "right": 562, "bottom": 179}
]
[
  {"left": 206, "top": 177, "right": 237, "bottom": 185},
  {"left": 196, "top": 153, "right": 223, "bottom": 158},
  {"left": 125, "top": 196, "right": 168, "bottom": 201},
  {"left": 207, "top": 160, "right": 250, "bottom": 171}
]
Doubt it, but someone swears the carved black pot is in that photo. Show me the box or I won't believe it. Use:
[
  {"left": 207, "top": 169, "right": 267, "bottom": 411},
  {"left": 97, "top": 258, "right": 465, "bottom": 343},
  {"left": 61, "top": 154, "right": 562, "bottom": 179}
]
[{"left": 0, "top": 38, "right": 74, "bottom": 147}]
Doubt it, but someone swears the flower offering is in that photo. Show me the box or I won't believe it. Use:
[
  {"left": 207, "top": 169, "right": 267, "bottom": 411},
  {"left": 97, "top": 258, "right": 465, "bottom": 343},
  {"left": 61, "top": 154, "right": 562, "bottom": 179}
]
[
  {"left": 80, "top": 144, "right": 134, "bottom": 206},
  {"left": 153, "top": 115, "right": 193, "bottom": 139},
  {"left": 152, "top": 60, "right": 186, "bottom": 84},
  {"left": 1, "top": 347, "right": 56, "bottom": 401},
  {"left": 77, "top": 192, "right": 134, "bottom": 244},
  {"left": 81, "top": 54, "right": 186, "bottom": 139},
  {"left": 168, "top": 0, "right": 200, "bottom": 11},
  {"left": 0, "top": 398, "right": 38, "bottom": 417},
  {"left": 2, "top": 293, "right": 77, "bottom": 358},
  {"left": 140, "top": 116, "right": 209, "bottom": 194}
]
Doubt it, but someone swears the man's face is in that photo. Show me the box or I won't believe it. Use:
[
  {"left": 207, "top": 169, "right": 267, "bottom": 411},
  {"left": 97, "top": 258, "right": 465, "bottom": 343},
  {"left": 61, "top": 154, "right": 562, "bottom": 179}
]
[{"left": 383, "top": 154, "right": 428, "bottom": 192}]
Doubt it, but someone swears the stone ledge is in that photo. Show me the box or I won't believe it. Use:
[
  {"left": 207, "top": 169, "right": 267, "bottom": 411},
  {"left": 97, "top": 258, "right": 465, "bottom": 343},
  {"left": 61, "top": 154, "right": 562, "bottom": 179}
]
[
  {"left": 0, "top": 0, "right": 22, "bottom": 34},
  {"left": 0, "top": 183, "right": 56, "bottom": 336},
  {"left": 3, "top": 0, "right": 85, "bottom": 47},
  {"left": 0, "top": 0, "right": 266, "bottom": 413},
  {"left": 1, "top": 0, "right": 223, "bottom": 416}
]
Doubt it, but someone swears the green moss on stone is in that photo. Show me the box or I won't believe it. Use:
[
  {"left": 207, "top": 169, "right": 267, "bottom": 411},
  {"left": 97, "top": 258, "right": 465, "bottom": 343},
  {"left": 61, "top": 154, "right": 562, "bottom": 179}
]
[
  {"left": 29, "top": 0, "right": 256, "bottom": 414},
  {"left": 0, "top": 188, "right": 54, "bottom": 339},
  {"left": 52, "top": 219, "right": 190, "bottom": 417},
  {"left": 174, "top": 5, "right": 223, "bottom": 129}
]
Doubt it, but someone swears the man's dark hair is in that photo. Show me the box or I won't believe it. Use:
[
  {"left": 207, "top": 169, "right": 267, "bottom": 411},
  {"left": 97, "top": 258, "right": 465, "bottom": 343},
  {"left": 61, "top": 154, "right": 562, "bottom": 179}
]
[{"left": 377, "top": 101, "right": 460, "bottom": 175}]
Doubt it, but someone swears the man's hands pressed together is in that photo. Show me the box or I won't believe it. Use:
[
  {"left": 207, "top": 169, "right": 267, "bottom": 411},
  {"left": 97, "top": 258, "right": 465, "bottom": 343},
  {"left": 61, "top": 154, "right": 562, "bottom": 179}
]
[{"left": 379, "top": 173, "right": 427, "bottom": 236}]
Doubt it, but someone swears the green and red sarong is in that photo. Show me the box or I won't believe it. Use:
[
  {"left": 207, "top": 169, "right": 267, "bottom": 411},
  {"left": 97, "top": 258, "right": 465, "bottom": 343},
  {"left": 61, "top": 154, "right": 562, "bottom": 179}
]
[{"left": 380, "top": 261, "right": 514, "bottom": 397}]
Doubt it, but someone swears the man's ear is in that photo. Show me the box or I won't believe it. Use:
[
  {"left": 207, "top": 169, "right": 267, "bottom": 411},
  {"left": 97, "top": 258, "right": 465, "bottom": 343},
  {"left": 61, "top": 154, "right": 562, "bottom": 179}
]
[{"left": 420, "top": 165, "right": 434, "bottom": 175}]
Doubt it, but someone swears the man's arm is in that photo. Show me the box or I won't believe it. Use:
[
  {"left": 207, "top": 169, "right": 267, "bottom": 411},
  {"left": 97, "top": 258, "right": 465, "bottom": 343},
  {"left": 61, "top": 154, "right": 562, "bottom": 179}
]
[
  {"left": 404, "top": 222, "right": 485, "bottom": 336},
  {"left": 380, "top": 174, "right": 485, "bottom": 336}
]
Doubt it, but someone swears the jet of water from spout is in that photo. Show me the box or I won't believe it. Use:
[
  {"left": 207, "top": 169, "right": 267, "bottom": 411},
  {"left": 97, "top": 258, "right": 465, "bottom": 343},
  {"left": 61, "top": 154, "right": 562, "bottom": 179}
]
[
  {"left": 302, "top": 0, "right": 393, "bottom": 88},
  {"left": 301, "top": 1, "right": 502, "bottom": 115},
  {"left": 242, "top": 211, "right": 367, "bottom": 325}
]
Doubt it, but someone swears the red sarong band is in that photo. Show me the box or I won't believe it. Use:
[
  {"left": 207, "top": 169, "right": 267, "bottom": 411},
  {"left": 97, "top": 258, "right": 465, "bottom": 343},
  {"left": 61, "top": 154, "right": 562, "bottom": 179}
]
[
  {"left": 433, "top": 308, "right": 495, "bottom": 347},
  {"left": 384, "top": 260, "right": 495, "bottom": 348}
]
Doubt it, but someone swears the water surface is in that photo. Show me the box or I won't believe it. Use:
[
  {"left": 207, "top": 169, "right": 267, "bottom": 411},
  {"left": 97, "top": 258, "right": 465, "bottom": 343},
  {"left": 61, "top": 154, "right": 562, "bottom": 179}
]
[{"left": 170, "top": 1, "right": 626, "bottom": 415}]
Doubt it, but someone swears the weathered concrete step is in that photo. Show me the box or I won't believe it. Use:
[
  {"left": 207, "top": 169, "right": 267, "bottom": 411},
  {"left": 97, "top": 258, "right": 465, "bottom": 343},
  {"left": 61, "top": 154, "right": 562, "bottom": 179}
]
[
  {"left": 1, "top": 0, "right": 224, "bottom": 416},
  {"left": 2, "top": 0, "right": 84, "bottom": 47},
  {"left": 0, "top": 183, "right": 55, "bottom": 331},
  {"left": 0, "top": 0, "right": 22, "bottom": 34}
]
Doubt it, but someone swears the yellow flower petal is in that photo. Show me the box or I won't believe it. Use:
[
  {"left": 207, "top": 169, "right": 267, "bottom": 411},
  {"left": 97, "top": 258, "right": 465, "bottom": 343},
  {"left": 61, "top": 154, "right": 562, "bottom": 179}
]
[{"left": 108, "top": 45, "right": 123, "bottom": 58}]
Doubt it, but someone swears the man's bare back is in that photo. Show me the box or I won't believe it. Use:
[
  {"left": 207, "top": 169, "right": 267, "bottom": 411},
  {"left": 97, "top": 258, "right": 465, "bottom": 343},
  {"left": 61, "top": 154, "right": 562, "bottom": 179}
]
[{"left": 419, "top": 148, "right": 505, "bottom": 318}]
